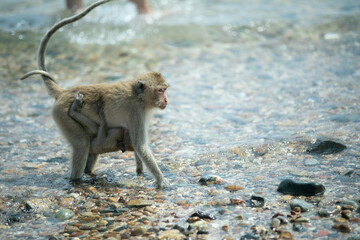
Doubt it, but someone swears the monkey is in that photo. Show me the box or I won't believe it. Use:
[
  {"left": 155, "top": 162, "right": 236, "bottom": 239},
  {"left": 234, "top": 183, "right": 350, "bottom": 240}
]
[{"left": 20, "top": 0, "right": 169, "bottom": 188}]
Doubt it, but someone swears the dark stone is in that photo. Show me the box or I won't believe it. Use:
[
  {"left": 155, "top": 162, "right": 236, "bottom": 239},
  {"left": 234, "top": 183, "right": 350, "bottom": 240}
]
[
  {"left": 114, "top": 225, "right": 129, "bottom": 231},
  {"left": 250, "top": 195, "right": 265, "bottom": 208},
  {"left": 173, "top": 224, "right": 186, "bottom": 233},
  {"left": 347, "top": 236, "right": 360, "bottom": 240},
  {"left": 199, "top": 175, "right": 219, "bottom": 185},
  {"left": 240, "top": 233, "right": 260, "bottom": 240},
  {"left": 293, "top": 223, "right": 306, "bottom": 232},
  {"left": 7, "top": 213, "right": 23, "bottom": 225},
  {"left": 197, "top": 230, "right": 209, "bottom": 234},
  {"left": 306, "top": 140, "right": 346, "bottom": 155},
  {"left": 277, "top": 179, "right": 325, "bottom": 196},
  {"left": 189, "top": 211, "right": 216, "bottom": 220}
]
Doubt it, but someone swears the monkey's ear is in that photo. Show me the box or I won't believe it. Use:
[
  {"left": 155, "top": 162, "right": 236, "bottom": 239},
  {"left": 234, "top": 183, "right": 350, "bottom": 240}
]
[{"left": 135, "top": 80, "right": 146, "bottom": 94}]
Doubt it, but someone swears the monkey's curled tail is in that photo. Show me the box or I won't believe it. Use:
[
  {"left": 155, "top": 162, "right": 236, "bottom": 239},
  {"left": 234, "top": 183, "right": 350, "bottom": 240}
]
[{"left": 20, "top": 0, "right": 114, "bottom": 98}]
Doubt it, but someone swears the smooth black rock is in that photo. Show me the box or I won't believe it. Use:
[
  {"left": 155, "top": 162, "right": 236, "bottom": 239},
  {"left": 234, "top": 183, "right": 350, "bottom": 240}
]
[
  {"left": 306, "top": 140, "right": 346, "bottom": 155},
  {"left": 199, "top": 175, "right": 218, "bottom": 185},
  {"left": 277, "top": 179, "right": 325, "bottom": 196},
  {"left": 190, "top": 211, "right": 216, "bottom": 220},
  {"left": 240, "top": 233, "right": 260, "bottom": 240},
  {"left": 250, "top": 195, "right": 265, "bottom": 208},
  {"left": 293, "top": 223, "right": 306, "bottom": 232},
  {"left": 7, "top": 213, "right": 23, "bottom": 225}
]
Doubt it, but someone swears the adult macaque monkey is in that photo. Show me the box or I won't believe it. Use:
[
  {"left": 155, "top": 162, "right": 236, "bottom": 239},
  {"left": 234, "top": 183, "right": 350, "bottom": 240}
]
[{"left": 21, "top": 0, "right": 169, "bottom": 188}]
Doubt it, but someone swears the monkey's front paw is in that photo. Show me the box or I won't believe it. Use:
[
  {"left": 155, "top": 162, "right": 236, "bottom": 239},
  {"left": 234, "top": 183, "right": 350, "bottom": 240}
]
[
  {"left": 156, "top": 178, "right": 170, "bottom": 190},
  {"left": 75, "top": 92, "right": 84, "bottom": 102}
]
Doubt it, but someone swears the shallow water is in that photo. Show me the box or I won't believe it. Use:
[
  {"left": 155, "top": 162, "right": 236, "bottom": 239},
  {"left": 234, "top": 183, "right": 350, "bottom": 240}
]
[{"left": 0, "top": 0, "right": 360, "bottom": 239}]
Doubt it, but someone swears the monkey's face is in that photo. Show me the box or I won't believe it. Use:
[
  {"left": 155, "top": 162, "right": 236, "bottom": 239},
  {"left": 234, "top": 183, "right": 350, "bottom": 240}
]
[{"left": 154, "top": 86, "right": 168, "bottom": 110}]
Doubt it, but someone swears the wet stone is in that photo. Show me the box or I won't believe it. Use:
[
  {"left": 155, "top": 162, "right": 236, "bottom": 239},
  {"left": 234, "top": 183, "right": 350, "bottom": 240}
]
[
  {"left": 225, "top": 185, "right": 244, "bottom": 191},
  {"left": 332, "top": 224, "right": 352, "bottom": 233},
  {"left": 270, "top": 218, "right": 281, "bottom": 228},
  {"left": 306, "top": 140, "right": 346, "bottom": 155},
  {"left": 304, "top": 159, "right": 319, "bottom": 166},
  {"left": 240, "top": 233, "right": 260, "bottom": 240},
  {"left": 131, "top": 226, "right": 147, "bottom": 236},
  {"left": 114, "top": 225, "right": 129, "bottom": 231},
  {"left": 342, "top": 210, "right": 353, "bottom": 220},
  {"left": 319, "top": 208, "right": 337, "bottom": 217},
  {"left": 277, "top": 179, "right": 325, "bottom": 196},
  {"left": 189, "top": 211, "right": 216, "bottom": 220},
  {"left": 54, "top": 209, "right": 75, "bottom": 221},
  {"left": 293, "top": 223, "right": 306, "bottom": 232},
  {"left": 199, "top": 175, "right": 222, "bottom": 185},
  {"left": 7, "top": 213, "right": 23, "bottom": 225},
  {"left": 159, "top": 229, "right": 184, "bottom": 240},
  {"left": 250, "top": 195, "right": 265, "bottom": 208},
  {"left": 290, "top": 199, "right": 313, "bottom": 212},
  {"left": 127, "top": 199, "right": 152, "bottom": 208}
]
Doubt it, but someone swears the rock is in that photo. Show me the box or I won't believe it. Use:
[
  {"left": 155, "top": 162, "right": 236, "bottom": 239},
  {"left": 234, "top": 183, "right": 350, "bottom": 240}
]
[
  {"left": 304, "top": 158, "right": 319, "bottom": 166},
  {"left": 342, "top": 210, "right": 353, "bottom": 220},
  {"left": 294, "top": 217, "right": 310, "bottom": 223},
  {"left": 6, "top": 213, "right": 23, "bottom": 225},
  {"left": 79, "top": 223, "right": 97, "bottom": 230},
  {"left": 270, "top": 218, "right": 281, "bottom": 228},
  {"left": 290, "top": 199, "right": 313, "bottom": 212},
  {"left": 342, "top": 200, "right": 359, "bottom": 210},
  {"left": 25, "top": 198, "right": 52, "bottom": 212},
  {"left": 306, "top": 140, "right": 346, "bottom": 155},
  {"left": 189, "top": 220, "right": 208, "bottom": 231},
  {"left": 189, "top": 211, "right": 216, "bottom": 220},
  {"left": 318, "top": 208, "right": 337, "bottom": 217},
  {"left": 230, "top": 198, "right": 245, "bottom": 205},
  {"left": 293, "top": 223, "right": 305, "bottom": 232},
  {"left": 159, "top": 229, "right": 184, "bottom": 240},
  {"left": 199, "top": 175, "right": 223, "bottom": 185},
  {"left": 334, "top": 217, "right": 347, "bottom": 223},
  {"left": 277, "top": 179, "right": 325, "bottom": 196},
  {"left": 250, "top": 195, "right": 265, "bottom": 208},
  {"left": 54, "top": 209, "right": 75, "bottom": 221},
  {"left": 332, "top": 224, "right": 352, "bottom": 233},
  {"left": 222, "top": 225, "right": 230, "bottom": 232},
  {"left": 347, "top": 236, "right": 360, "bottom": 240},
  {"left": 225, "top": 185, "right": 244, "bottom": 191},
  {"left": 131, "top": 226, "right": 147, "bottom": 236},
  {"left": 240, "top": 233, "right": 260, "bottom": 240},
  {"left": 114, "top": 225, "right": 129, "bottom": 231},
  {"left": 127, "top": 199, "right": 152, "bottom": 208},
  {"left": 279, "top": 230, "right": 293, "bottom": 239}
]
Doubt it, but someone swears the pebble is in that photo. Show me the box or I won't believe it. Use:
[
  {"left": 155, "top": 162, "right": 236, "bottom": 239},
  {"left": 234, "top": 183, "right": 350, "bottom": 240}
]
[
  {"left": 270, "top": 218, "right": 281, "bottom": 228},
  {"left": 293, "top": 223, "right": 305, "bottom": 232},
  {"left": 306, "top": 140, "right": 346, "bottom": 155},
  {"left": 318, "top": 208, "right": 337, "bottom": 217},
  {"left": 158, "top": 229, "right": 184, "bottom": 240},
  {"left": 225, "top": 185, "right": 244, "bottom": 191},
  {"left": 342, "top": 210, "right": 353, "bottom": 220},
  {"left": 250, "top": 195, "right": 265, "bottom": 208},
  {"left": 130, "top": 226, "right": 147, "bottom": 236},
  {"left": 290, "top": 199, "right": 313, "bottom": 212},
  {"left": 240, "top": 233, "right": 260, "bottom": 240},
  {"left": 277, "top": 179, "right": 325, "bottom": 196},
  {"left": 127, "top": 199, "right": 152, "bottom": 208},
  {"left": 54, "top": 209, "right": 75, "bottom": 221},
  {"left": 332, "top": 224, "right": 352, "bottom": 233}
]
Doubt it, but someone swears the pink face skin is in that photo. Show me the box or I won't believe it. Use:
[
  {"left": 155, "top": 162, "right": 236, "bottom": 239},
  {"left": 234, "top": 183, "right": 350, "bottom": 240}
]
[{"left": 156, "top": 87, "right": 168, "bottom": 109}]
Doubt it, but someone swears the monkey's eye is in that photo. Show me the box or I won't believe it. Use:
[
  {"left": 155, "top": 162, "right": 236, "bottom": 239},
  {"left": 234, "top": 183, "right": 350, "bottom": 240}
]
[{"left": 157, "top": 88, "right": 165, "bottom": 93}]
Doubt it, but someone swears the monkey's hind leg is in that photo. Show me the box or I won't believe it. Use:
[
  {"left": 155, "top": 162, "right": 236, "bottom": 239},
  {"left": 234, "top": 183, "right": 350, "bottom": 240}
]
[{"left": 53, "top": 104, "right": 91, "bottom": 181}]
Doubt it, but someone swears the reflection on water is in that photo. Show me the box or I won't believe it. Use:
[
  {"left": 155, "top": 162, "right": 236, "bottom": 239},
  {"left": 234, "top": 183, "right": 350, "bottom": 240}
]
[{"left": 0, "top": 0, "right": 360, "bottom": 239}]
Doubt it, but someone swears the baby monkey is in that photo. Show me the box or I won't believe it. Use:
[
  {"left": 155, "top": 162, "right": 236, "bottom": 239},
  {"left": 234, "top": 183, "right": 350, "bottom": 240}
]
[{"left": 69, "top": 93, "right": 133, "bottom": 154}]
